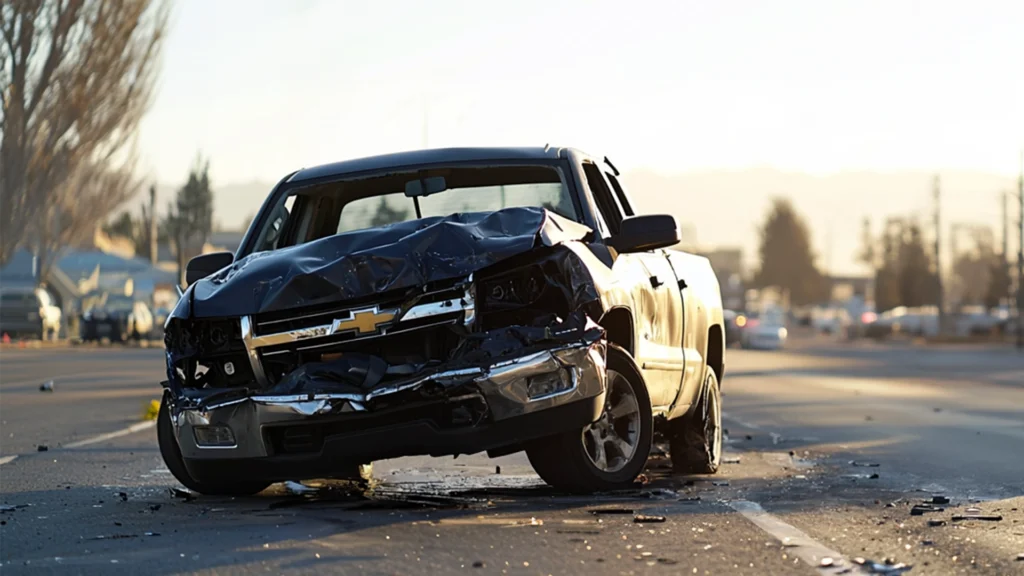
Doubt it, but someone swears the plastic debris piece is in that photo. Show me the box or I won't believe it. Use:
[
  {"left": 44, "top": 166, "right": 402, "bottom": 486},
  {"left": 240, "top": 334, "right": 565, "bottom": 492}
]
[
  {"left": 952, "top": 514, "right": 1002, "bottom": 522},
  {"left": 39, "top": 381, "right": 54, "bottom": 392},
  {"left": 853, "top": 557, "right": 913, "bottom": 574},
  {"left": 633, "top": 514, "right": 666, "bottom": 524},
  {"left": 910, "top": 504, "right": 944, "bottom": 516},
  {"left": 169, "top": 487, "right": 195, "bottom": 502},
  {"left": 283, "top": 481, "right": 317, "bottom": 495},
  {"left": 589, "top": 508, "right": 634, "bottom": 515}
]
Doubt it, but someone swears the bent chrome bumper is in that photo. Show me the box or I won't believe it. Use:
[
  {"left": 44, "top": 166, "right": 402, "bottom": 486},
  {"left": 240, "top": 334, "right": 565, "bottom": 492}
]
[{"left": 170, "top": 339, "right": 607, "bottom": 461}]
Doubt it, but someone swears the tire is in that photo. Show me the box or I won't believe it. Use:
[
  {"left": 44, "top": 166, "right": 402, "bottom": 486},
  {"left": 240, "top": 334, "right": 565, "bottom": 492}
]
[
  {"left": 526, "top": 345, "right": 653, "bottom": 493},
  {"left": 157, "top": 395, "right": 270, "bottom": 496},
  {"left": 668, "top": 368, "right": 722, "bottom": 474}
]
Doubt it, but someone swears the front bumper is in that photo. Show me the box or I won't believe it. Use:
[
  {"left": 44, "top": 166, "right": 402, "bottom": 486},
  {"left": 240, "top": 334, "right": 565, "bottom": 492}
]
[{"left": 169, "top": 339, "right": 607, "bottom": 483}]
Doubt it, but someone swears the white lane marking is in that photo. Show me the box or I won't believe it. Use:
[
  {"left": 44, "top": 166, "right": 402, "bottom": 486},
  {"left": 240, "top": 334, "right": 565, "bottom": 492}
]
[
  {"left": 0, "top": 455, "right": 18, "bottom": 466},
  {"left": 63, "top": 421, "right": 155, "bottom": 449},
  {"left": 730, "top": 500, "right": 851, "bottom": 574}
]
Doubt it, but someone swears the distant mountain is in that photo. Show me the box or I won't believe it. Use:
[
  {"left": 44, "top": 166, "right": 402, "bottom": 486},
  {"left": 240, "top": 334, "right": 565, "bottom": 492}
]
[{"left": 124, "top": 168, "right": 1017, "bottom": 276}]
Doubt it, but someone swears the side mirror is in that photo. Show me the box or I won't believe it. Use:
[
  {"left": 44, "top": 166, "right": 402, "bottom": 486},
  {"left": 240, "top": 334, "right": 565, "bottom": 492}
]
[
  {"left": 609, "top": 214, "right": 681, "bottom": 253},
  {"left": 185, "top": 252, "right": 234, "bottom": 286}
]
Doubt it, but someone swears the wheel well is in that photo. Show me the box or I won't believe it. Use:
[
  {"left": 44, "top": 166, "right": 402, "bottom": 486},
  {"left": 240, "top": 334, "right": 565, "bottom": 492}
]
[
  {"left": 599, "top": 308, "right": 634, "bottom": 356},
  {"left": 706, "top": 324, "right": 724, "bottom": 384}
]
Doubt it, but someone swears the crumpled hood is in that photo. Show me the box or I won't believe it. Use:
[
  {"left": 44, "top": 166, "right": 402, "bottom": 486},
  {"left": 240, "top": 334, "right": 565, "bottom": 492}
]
[{"left": 190, "top": 207, "right": 592, "bottom": 318}]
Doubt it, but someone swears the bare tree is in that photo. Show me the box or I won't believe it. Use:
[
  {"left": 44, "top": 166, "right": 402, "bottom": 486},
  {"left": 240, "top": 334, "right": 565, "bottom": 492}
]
[
  {"left": 35, "top": 163, "right": 139, "bottom": 276},
  {"left": 0, "top": 0, "right": 169, "bottom": 275}
]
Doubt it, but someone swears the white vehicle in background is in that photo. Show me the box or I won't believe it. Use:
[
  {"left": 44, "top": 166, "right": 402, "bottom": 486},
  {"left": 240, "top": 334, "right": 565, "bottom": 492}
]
[{"left": 739, "top": 307, "right": 788, "bottom": 350}]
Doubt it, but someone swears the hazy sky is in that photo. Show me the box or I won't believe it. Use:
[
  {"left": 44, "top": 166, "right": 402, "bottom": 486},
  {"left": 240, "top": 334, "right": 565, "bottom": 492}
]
[{"left": 139, "top": 0, "right": 1023, "bottom": 186}]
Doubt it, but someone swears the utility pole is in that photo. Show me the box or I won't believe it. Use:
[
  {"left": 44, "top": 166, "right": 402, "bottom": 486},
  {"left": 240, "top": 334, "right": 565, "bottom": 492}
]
[
  {"left": 1017, "top": 151, "right": 1023, "bottom": 350},
  {"left": 933, "top": 175, "right": 944, "bottom": 333},
  {"left": 148, "top": 184, "right": 158, "bottom": 265}
]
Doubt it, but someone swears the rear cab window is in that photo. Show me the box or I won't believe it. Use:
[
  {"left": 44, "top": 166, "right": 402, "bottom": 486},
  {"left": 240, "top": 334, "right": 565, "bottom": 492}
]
[{"left": 253, "top": 164, "right": 578, "bottom": 253}]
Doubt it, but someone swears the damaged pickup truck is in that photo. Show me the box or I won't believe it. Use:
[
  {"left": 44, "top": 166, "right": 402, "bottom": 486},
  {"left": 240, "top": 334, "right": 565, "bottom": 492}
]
[{"left": 158, "top": 147, "right": 726, "bottom": 494}]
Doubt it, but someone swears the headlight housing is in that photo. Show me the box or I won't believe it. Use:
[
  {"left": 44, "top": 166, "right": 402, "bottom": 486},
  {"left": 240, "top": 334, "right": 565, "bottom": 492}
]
[{"left": 479, "top": 266, "right": 545, "bottom": 312}]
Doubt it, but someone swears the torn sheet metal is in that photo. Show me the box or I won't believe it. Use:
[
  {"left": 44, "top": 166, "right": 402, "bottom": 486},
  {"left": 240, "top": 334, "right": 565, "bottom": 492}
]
[{"left": 187, "top": 207, "right": 592, "bottom": 318}]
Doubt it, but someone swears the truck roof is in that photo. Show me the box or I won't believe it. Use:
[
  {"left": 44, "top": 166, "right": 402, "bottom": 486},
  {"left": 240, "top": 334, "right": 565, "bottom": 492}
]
[{"left": 289, "top": 146, "right": 575, "bottom": 183}]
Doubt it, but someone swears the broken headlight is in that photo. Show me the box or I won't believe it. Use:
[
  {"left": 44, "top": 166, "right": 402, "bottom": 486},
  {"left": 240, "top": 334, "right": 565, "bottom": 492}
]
[{"left": 480, "top": 266, "right": 545, "bottom": 312}]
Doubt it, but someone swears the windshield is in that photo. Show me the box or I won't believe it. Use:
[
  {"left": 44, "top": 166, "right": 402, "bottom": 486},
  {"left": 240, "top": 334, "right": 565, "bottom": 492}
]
[{"left": 250, "top": 164, "right": 576, "bottom": 253}]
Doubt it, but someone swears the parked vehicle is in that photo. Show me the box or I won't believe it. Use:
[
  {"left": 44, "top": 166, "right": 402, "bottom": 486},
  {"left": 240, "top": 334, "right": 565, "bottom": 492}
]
[
  {"left": 739, "top": 308, "right": 788, "bottom": 350},
  {"left": 81, "top": 294, "right": 154, "bottom": 342},
  {"left": 723, "top": 309, "right": 744, "bottom": 347},
  {"left": 0, "top": 286, "right": 62, "bottom": 341},
  {"left": 158, "top": 146, "right": 726, "bottom": 495}
]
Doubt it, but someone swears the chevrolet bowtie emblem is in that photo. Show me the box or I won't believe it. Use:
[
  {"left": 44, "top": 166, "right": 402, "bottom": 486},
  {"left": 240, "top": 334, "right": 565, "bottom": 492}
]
[{"left": 332, "top": 306, "right": 398, "bottom": 335}]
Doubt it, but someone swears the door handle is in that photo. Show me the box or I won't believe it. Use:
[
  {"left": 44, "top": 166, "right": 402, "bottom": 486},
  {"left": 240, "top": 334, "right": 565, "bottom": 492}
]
[{"left": 650, "top": 275, "right": 663, "bottom": 289}]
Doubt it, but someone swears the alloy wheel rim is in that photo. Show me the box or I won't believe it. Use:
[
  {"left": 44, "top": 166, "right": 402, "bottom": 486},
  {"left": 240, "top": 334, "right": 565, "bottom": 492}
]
[{"left": 583, "top": 370, "right": 640, "bottom": 473}]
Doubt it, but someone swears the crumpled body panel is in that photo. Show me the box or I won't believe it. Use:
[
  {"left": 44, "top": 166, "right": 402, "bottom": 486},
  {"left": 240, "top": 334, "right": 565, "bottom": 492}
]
[{"left": 191, "top": 207, "right": 592, "bottom": 318}]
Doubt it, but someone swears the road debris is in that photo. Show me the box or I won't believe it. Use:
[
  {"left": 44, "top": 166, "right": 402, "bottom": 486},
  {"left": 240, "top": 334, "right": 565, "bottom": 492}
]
[
  {"left": 852, "top": 557, "right": 913, "bottom": 574},
  {"left": 169, "top": 487, "right": 195, "bottom": 502},
  {"left": 283, "top": 481, "right": 318, "bottom": 495},
  {"left": 849, "top": 461, "right": 880, "bottom": 467},
  {"left": 951, "top": 514, "right": 1002, "bottom": 522},
  {"left": 36, "top": 445, "right": 48, "bottom": 452},
  {"left": 633, "top": 514, "right": 666, "bottom": 523},
  {"left": 589, "top": 508, "right": 634, "bottom": 515},
  {"left": 723, "top": 456, "right": 741, "bottom": 464},
  {"left": 909, "top": 504, "right": 944, "bottom": 516},
  {"left": 472, "top": 561, "right": 485, "bottom": 568},
  {"left": 39, "top": 380, "right": 54, "bottom": 392}
]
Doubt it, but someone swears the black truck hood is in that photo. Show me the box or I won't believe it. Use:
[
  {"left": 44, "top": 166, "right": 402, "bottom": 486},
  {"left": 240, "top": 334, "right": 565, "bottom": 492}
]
[{"left": 190, "top": 207, "right": 592, "bottom": 318}]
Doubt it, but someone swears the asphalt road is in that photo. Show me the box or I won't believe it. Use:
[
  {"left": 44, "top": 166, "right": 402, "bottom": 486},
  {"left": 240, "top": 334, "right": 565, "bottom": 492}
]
[{"left": 1, "top": 339, "right": 1022, "bottom": 575}]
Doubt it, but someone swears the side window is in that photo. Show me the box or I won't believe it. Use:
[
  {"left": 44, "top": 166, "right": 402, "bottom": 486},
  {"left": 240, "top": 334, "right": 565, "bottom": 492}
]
[
  {"left": 582, "top": 162, "right": 622, "bottom": 236},
  {"left": 605, "top": 172, "right": 635, "bottom": 217}
]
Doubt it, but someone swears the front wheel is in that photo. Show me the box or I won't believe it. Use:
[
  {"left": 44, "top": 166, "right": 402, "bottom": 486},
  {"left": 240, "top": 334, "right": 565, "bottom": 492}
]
[
  {"left": 668, "top": 368, "right": 722, "bottom": 474},
  {"left": 157, "top": 395, "right": 270, "bottom": 496},
  {"left": 526, "top": 345, "right": 653, "bottom": 493}
]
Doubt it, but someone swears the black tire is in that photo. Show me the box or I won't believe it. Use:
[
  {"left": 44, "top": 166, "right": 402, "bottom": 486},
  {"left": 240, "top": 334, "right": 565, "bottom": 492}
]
[
  {"left": 526, "top": 345, "right": 653, "bottom": 493},
  {"left": 668, "top": 368, "right": 722, "bottom": 474},
  {"left": 157, "top": 395, "right": 270, "bottom": 496}
]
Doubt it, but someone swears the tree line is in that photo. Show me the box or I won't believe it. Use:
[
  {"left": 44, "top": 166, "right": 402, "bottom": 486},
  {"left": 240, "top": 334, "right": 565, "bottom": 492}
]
[{"left": 751, "top": 197, "right": 1012, "bottom": 312}]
